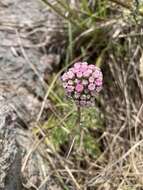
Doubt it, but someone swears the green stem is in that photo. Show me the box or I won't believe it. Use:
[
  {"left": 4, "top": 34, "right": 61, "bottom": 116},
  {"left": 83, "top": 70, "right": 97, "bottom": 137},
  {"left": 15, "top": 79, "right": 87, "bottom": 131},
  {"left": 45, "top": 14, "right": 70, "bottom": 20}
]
[
  {"left": 77, "top": 106, "right": 84, "bottom": 151},
  {"left": 77, "top": 106, "right": 81, "bottom": 130}
]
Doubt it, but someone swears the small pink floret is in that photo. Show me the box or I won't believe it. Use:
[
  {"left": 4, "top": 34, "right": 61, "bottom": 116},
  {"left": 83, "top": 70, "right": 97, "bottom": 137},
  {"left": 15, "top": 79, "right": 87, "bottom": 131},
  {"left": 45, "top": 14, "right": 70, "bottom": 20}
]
[
  {"left": 88, "top": 64, "right": 95, "bottom": 70},
  {"left": 89, "top": 76, "right": 95, "bottom": 83},
  {"left": 83, "top": 72, "right": 90, "bottom": 78},
  {"left": 75, "top": 84, "right": 84, "bottom": 93},
  {"left": 88, "top": 69, "right": 93, "bottom": 74},
  {"left": 72, "top": 68, "right": 79, "bottom": 74},
  {"left": 80, "top": 67, "right": 87, "bottom": 72},
  {"left": 83, "top": 69, "right": 92, "bottom": 77},
  {"left": 95, "top": 79, "right": 102, "bottom": 86},
  {"left": 88, "top": 83, "right": 95, "bottom": 91},
  {"left": 66, "top": 85, "right": 74, "bottom": 92},
  {"left": 61, "top": 73, "right": 68, "bottom": 81},
  {"left": 68, "top": 80, "right": 74, "bottom": 85},
  {"left": 76, "top": 72, "right": 83, "bottom": 78},
  {"left": 92, "top": 69, "right": 102, "bottom": 79},
  {"left": 67, "top": 71, "right": 75, "bottom": 79},
  {"left": 80, "top": 63, "right": 88, "bottom": 72},
  {"left": 74, "top": 62, "right": 81, "bottom": 69}
]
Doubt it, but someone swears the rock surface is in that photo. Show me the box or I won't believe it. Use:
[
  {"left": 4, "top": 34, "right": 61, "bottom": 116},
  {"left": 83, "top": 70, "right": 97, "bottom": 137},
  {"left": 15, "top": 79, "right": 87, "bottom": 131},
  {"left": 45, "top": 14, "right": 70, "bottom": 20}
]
[
  {"left": 0, "top": 96, "right": 22, "bottom": 190},
  {"left": 0, "top": 0, "right": 64, "bottom": 123},
  {"left": 0, "top": 0, "right": 64, "bottom": 189}
]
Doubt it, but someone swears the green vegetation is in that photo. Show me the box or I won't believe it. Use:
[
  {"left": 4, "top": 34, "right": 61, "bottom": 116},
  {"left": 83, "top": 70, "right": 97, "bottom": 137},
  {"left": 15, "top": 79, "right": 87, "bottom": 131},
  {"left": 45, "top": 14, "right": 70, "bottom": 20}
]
[{"left": 36, "top": 0, "right": 143, "bottom": 189}]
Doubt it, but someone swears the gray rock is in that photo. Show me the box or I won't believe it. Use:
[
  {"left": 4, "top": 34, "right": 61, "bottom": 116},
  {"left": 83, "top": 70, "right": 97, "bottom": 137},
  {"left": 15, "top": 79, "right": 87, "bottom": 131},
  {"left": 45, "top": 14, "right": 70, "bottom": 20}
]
[{"left": 0, "top": 0, "right": 65, "bottom": 189}]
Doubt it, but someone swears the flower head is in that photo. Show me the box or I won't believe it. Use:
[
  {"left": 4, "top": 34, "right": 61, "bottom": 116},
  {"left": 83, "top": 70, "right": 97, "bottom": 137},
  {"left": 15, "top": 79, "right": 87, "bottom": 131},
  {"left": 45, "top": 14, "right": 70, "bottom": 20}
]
[{"left": 61, "top": 62, "right": 103, "bottom": 107}]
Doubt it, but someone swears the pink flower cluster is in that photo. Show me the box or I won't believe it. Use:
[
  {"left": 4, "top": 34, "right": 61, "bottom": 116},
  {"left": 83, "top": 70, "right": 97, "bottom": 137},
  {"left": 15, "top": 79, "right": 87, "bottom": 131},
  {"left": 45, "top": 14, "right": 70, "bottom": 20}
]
[{"left": 61, "top": 62, "right": 103, "bottom": 106}]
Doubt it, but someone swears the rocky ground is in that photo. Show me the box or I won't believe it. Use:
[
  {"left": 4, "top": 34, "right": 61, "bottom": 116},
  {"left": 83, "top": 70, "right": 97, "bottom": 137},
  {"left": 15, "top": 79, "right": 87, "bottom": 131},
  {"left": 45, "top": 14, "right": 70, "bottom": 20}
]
[{"left": 0, "top": 0, "right": 65, "bottom": 189}]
